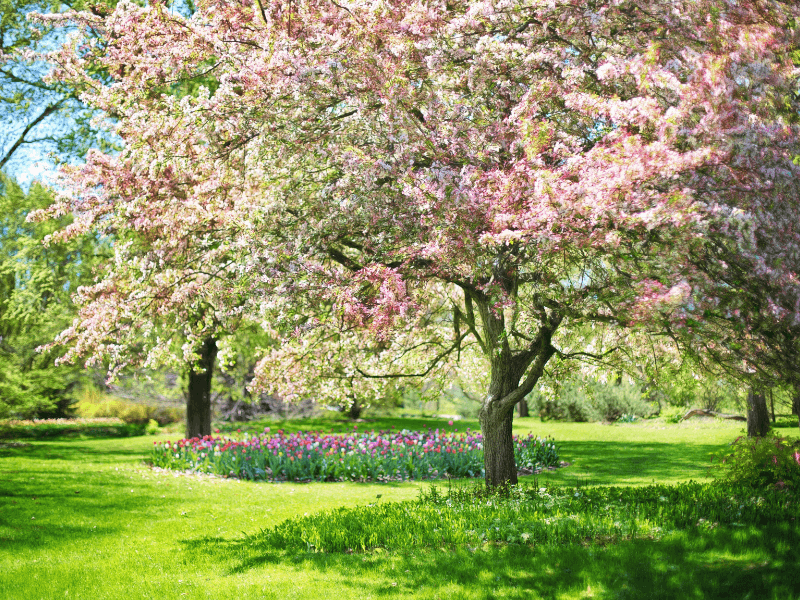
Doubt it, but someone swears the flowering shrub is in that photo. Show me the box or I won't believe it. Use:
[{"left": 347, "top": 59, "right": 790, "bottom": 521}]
[
  {"left": 151, "top": 428, "right": 559, "bottom": 482},
  {"left": 715, "top": 435, "right": 800, "bottom": 490}
]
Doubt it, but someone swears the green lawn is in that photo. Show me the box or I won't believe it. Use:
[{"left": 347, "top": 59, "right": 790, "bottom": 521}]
[{"left": 1, "top": 417, "right": 798, "bottom": 599}]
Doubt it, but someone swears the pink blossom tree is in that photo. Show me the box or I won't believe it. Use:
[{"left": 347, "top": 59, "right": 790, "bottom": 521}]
[{"left": 34, "top": 0, "right": 800, "bottom": 485}]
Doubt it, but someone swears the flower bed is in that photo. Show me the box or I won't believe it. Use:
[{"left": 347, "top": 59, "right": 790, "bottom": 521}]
[{"left": 151, "top": 427, "right": 560, "bottom": 482}]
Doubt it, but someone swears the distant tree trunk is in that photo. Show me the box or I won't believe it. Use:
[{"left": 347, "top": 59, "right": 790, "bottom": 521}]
[
  {"left": 347, "top": 397, "right": 362, "bottom": 420},
  {"left": 792, "top": 388, "right": 800, "bottom": 432},
  {"left": 746, "top": 389, "right": 770, "bottom": 438},
  {"left": 518, "top": 399, "right": 530, "bottom": 418},
  {"left": 769, "top": 388, "right": 775, "bottom": 423},
  {"left": 186, "top": 337, "right": 217, "bottom": 439}
]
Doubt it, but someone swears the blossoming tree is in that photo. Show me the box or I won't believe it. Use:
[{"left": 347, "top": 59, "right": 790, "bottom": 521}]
[{"left": 35, "top": 0, "right": 800, "bottom": 485}]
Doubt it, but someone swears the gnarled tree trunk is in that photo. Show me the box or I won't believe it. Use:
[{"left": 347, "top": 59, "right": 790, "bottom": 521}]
[
  {"left": 472, "top": 287, "right": 560, "bottom": 488},
  {"left": 481, "top": 401, "right": 518, "bottom": 487},
  {"left": 746, "top": 388, "right": 770, "bottom": 438},
  {"left": 186, "top": 337, "right": 217, "bottom": 439}
]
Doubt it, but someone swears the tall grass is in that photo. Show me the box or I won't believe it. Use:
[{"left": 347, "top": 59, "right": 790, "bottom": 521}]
[{"left": 257, "top": 481, "right": 799, "bottom": 553}]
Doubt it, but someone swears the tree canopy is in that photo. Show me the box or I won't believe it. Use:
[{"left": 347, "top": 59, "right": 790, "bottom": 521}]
[
  {"left": 33, "top": 0, "right": 800, "bottom": 484},
  {"left": 0, "top": 0, "right": 125, "bottom": 179}
]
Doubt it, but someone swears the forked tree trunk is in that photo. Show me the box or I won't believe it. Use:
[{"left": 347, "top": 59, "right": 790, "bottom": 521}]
[
  {"left": 477, "top": 336, "right": 556, "bottom": 488},
  {"left": 478, "top": 342, "right": 527, "bottom": 488},
  {"left": 746, "top": 388, "right": 770, "bottom": 438},
  {"left": 468, "top": 272, "right": 560, "bottom": 488},
  {"left": 186, "top": 337, "right": 217, "bottom": 439}
]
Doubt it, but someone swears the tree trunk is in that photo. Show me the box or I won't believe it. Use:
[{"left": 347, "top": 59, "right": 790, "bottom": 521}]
[
  {"left": 792, "top": 389, "right": 800, "bottom": 432},
  {"left": 518, "top": 399, "right": 530, "bottom": 418},
  {"left": 480, "top": 401, "right": 518, "bottom": 487},
  {"left": 769, "top": 389, "right": 775, "bottom": 423},
  {"left": 477, "top": 333, "right": 556, "bottom": 488},
  {"left": 746, "top": 388, "right": 770, "bottom": 438},
  {"left": 468, "top": 273, "right": 561, "bottom": 488},
  {"left": 347, "top": 397, "right": 362, "bottom": 420},
  {"left": 186, "top": 337, "right": 217, "bottom": 439}
]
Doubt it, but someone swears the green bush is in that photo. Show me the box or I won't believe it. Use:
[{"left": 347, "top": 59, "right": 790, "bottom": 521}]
[
  {"left": 592, "top": 382, "right": 657, "bottom": 421},
  {"left": 533, "top": 379, "right": 658, "bottom": 422},
  {"left": 533, "top": 381, "right": 600, "bottom": 422},
  {"left": 715, "top": 434, "right": 800, "bottom": 490},
  {"left": 75, "top": 386, "right": 183, "bottom": 425}
]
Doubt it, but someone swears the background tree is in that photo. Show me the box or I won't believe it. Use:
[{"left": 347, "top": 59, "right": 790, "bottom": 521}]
[
  {"left": 35, "top": 0, "right": 800, "bottom": 485},
  {"left": 641, "top": 161, "right": 800, "bottom": 436},
  {"left": 37, "top": 213, "right": 252, "bottom": 436},
  {"left": 2, "top": 0, "right": 232, "bottom": 435},
  {"left": 0, "top": 0, "right": 121, "bottom": 178},
  {"left": 0, "top": 174, "right": 103, "bottom": 417}
]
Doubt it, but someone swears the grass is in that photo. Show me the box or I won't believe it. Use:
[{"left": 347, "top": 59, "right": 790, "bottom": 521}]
[
  {"left": 258, "top": 481, "right": 799, "bottom": 552},
  {"left": 1, "top": 416, "right": 798, "bottom": 599},
  {"left": 220, "top": 415, "right": 770, "bottom": 485}
]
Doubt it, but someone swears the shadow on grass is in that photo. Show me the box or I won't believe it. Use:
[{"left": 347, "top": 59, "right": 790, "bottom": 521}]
[
  {"left": 182, "top": 523, "right": 800, "bottom": 599},
  {"left": 0, "top": 425, "right": 148, "bottom": 441},
  {"left": 0, "top": 468, "right": 177, "bottom": 550}
]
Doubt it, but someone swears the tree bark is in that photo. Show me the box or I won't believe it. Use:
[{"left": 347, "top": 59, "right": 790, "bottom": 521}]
[
  {"left": 746, "top": 388, "right": 770, "bottom": 438},
  {"left": 518, "top": 399, "right": 530, "bottom": 418},
  {"left": 186, "top": 337, "right": 217, "bottom": 439},
  {"left": 475, "top": 298, "right": 559, "bottom": 487},
  {"left": 769, "top": 388, "right": 775, "bottom": 423},
  {"left": 347, "top": 397, "right": 362, "bottom": 420},
  {"left": 480, "top": 402, "right": 518, "bottom": 487},
  {"left": 792, "top": 389, "right": 800, "bottom": 432}
]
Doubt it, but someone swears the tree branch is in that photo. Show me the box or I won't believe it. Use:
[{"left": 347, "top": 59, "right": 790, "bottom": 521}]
[
  {"left": 327, "top": 247, "right": 363, "bottom": 272},
  {"left": 355, "top": 332, "right": 468, "bottom": 379},
  {"left": 0, "top": 100, "right": 64, "bottom": 170}
]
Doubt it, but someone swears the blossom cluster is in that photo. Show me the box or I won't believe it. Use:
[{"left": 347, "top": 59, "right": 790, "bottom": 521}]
[{"left": 151, "top": 427, "right": 559, "bottom": 482}]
